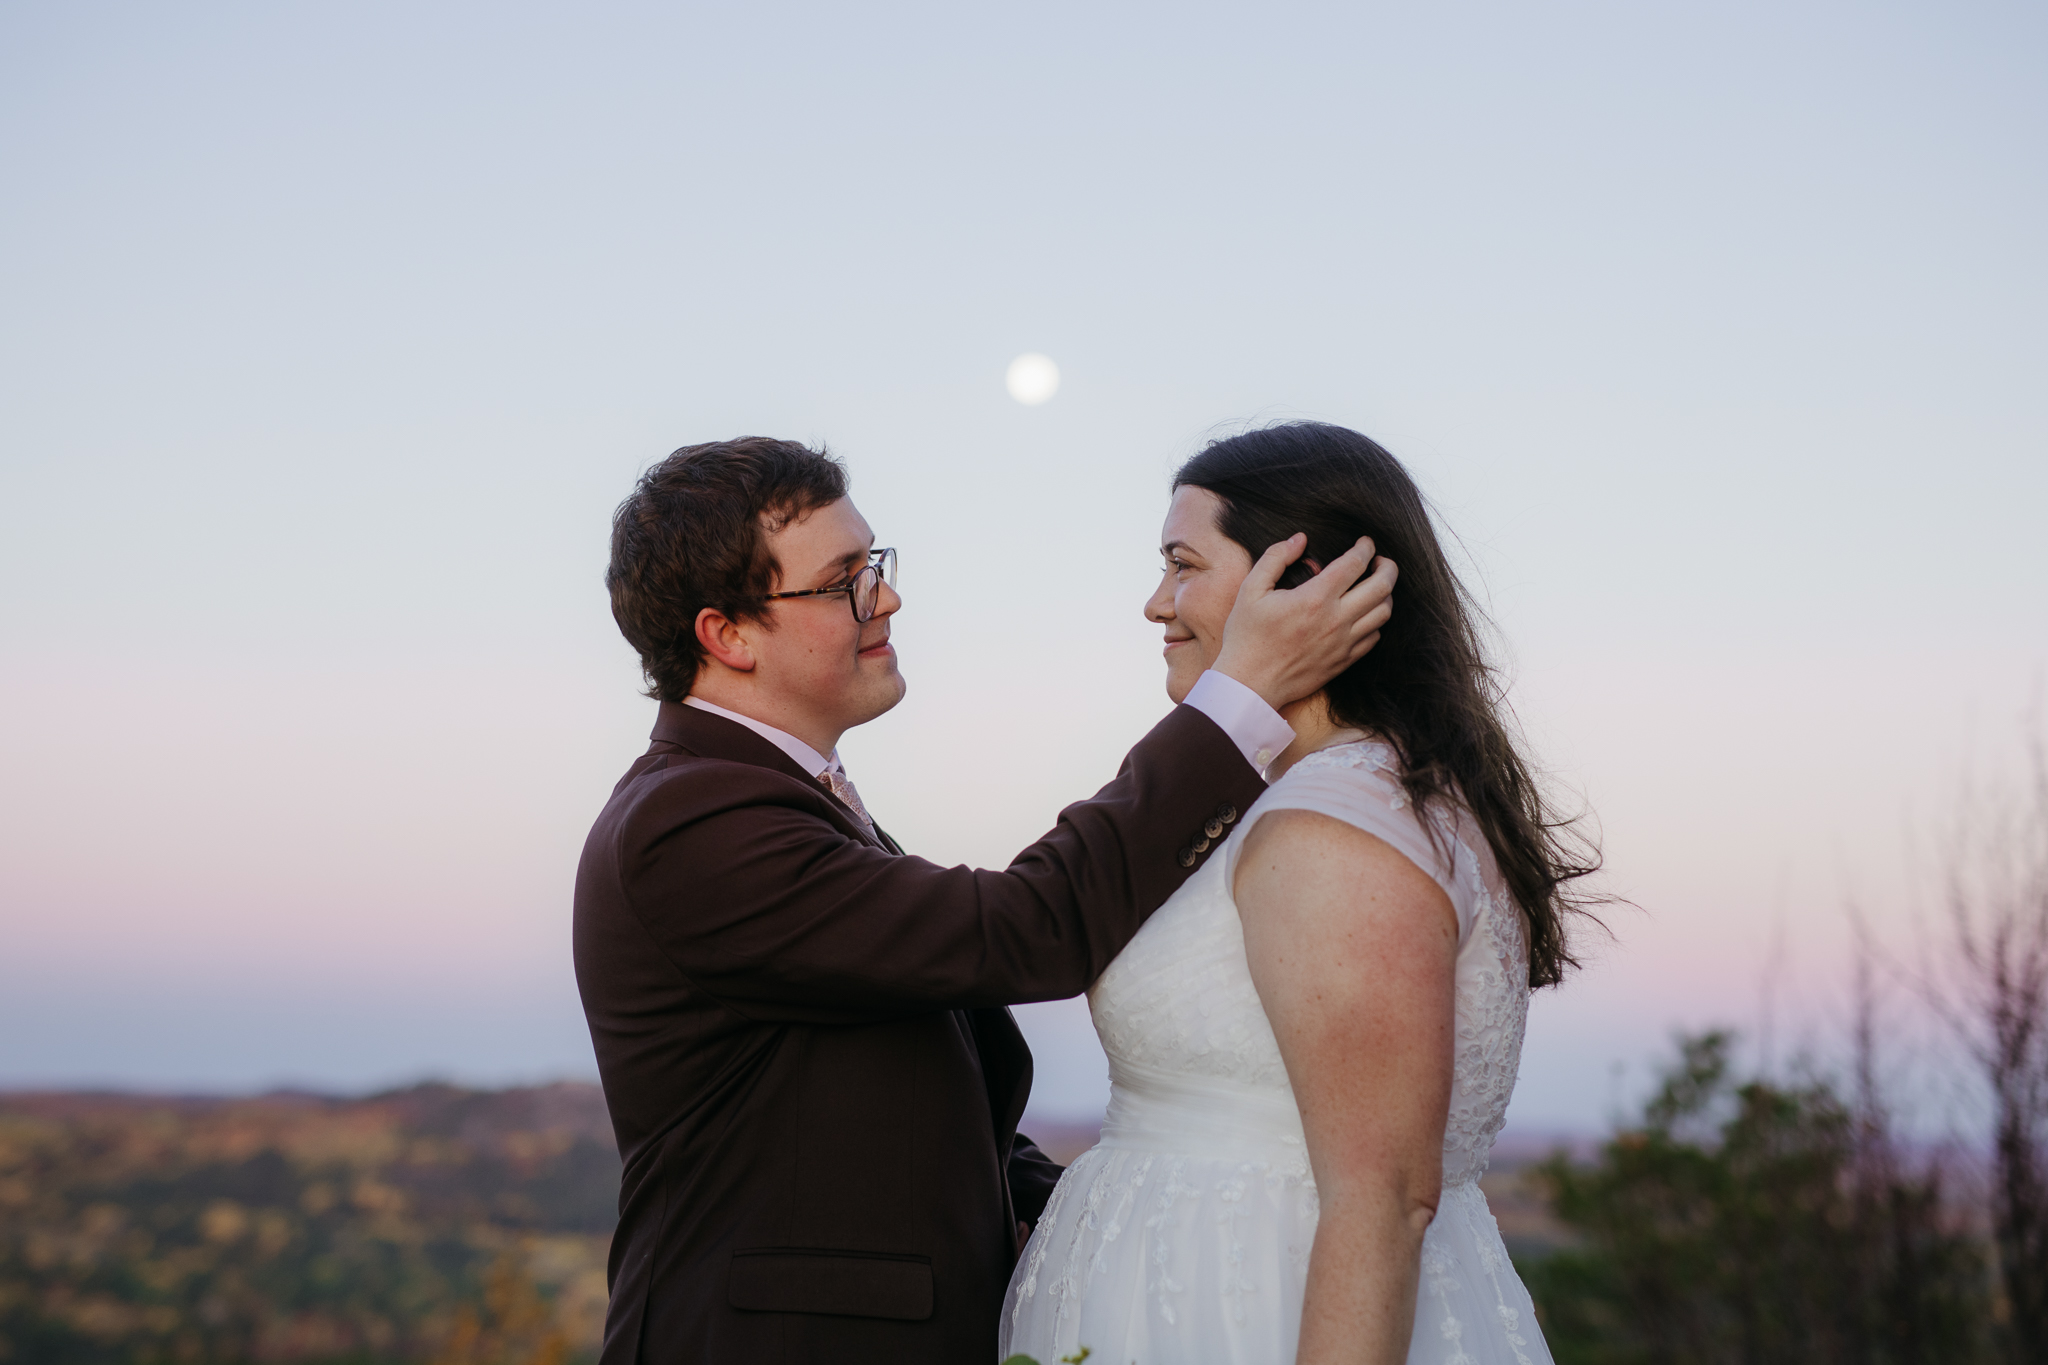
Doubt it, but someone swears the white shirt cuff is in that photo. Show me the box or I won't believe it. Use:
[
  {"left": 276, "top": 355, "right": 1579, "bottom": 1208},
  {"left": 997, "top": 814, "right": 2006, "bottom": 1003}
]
[{"left": 1183, "top": 670, "right": 1296, "bottom": 777}]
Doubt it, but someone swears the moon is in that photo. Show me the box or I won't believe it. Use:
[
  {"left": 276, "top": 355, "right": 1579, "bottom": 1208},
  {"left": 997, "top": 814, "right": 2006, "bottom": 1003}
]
[{"left": 1005, "top": 353, "right": 1060, "bottom": 406}]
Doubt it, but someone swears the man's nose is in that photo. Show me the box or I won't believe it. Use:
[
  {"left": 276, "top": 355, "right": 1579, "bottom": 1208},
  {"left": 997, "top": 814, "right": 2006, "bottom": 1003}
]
[{"left": 874, "top": 580, "right": 903, "bottom": 618}]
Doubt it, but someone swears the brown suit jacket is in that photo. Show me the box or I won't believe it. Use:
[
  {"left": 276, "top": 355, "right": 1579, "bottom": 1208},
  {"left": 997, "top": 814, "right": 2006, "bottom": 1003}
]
[{"left": 572, "top": 700, "right": 1264, "bottom": 1365}]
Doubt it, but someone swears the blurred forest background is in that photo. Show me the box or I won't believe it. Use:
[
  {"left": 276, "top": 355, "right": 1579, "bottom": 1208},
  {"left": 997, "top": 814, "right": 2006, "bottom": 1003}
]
[{"left": 1522, "top": 746, "right": 2048, "bottom": 1364}]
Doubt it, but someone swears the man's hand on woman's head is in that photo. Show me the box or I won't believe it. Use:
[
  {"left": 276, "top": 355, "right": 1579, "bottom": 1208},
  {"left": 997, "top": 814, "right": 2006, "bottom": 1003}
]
[{"left": 1211, "top": 535, "right": 1398, "bottom": 711}]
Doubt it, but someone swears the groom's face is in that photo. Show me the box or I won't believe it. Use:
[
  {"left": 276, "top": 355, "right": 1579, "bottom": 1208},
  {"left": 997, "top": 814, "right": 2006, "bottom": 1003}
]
[
  {"left": 753, "top": 496, "right": 906, "bottom": 737},
  {"left": 1146, "top": 485, "right": 1254, "bottom": 705}
]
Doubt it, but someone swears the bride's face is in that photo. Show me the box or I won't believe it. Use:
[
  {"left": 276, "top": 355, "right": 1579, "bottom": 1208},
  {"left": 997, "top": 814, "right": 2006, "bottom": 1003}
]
[{"left": 1146, "top": 485, "right": 1255, "bottom": 705}]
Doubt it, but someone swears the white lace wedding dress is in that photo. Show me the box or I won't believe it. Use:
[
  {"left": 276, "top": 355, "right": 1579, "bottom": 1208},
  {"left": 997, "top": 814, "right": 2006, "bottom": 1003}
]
[{"left": 1000, "top": 740, "right": 1551, "bottom": 1364}]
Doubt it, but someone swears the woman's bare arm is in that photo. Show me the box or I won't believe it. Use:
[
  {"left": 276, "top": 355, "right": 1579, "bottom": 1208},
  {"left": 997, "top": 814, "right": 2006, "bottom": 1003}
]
[{"left": 1236, "top": 807, "right": 1459, "bottom": 1365}]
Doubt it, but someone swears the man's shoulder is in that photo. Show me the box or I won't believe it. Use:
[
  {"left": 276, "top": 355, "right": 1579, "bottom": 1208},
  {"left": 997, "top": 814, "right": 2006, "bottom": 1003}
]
[
  {"left": 605, "top": 750, "right": 822, "bottom": 836},
  {"left": 579, "top": 754, "right": 781, "bottom": 898}
]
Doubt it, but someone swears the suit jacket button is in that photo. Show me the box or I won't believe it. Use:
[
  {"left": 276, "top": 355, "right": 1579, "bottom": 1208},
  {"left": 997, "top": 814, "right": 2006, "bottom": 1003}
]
[
  {"left": 1204, "top": 817, "right": 1225, "bottom": 839},
  {"left": 1176, "top": 846, "right": 1197, "bottom": 868},
  {"left": 1216, "top": 803, "right": 1238, "bottom": 824},
  {"left": 1191, "top": 835, "right": 1211, "bottom": 855}
]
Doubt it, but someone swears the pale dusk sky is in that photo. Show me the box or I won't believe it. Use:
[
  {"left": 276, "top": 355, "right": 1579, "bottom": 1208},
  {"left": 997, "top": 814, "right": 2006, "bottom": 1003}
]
[{"left": 2, "top": 1, "right": 2043, "bottom": 1130}]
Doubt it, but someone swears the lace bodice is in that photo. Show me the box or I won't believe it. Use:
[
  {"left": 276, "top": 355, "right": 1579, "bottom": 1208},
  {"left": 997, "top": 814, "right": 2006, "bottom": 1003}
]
[{"left": 1089, "top": 738, "right": 1531, "bottom": 1186}]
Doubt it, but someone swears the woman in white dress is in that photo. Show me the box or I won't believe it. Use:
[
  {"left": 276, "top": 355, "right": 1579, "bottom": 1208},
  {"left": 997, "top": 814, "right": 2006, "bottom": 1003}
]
[{"left": 1001, "top": 423, "right": 1600, "bottom": 1365}]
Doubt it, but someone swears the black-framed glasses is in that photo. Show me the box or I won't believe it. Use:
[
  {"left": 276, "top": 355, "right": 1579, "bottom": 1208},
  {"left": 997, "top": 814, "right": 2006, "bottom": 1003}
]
[{"left": 763, "top": 547, "right": 897, "bottom": 622}]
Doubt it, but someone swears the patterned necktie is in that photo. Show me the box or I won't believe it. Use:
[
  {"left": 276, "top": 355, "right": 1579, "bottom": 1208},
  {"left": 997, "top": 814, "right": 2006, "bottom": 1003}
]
[{"left": 818, "top": 765, "right": 875, "bottom": 834}]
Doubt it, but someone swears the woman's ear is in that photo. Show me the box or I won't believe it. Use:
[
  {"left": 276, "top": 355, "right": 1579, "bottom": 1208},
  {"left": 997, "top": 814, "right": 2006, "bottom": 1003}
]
[{"left": 694, "top": 607, "right": 757, "bottom": 673}]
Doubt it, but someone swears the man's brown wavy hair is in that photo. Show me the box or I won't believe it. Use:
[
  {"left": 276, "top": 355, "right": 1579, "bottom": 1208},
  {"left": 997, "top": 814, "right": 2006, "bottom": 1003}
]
[
  {"left": 607, "top": 437, "right": 849, "bottom": 702},
  {"left": 1175, "top": 421, "right": 1603, "bottom": 988}
]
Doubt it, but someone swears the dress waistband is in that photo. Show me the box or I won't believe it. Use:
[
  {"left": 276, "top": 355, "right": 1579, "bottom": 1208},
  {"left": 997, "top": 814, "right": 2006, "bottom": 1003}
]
[{"left": 1097, "top": 1056, "right": 1308, "bottom": 1159}]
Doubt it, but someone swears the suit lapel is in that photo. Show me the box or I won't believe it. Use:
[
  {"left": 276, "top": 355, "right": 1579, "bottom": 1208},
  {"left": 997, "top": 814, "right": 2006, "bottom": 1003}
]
[{"left": 962, "top": 1007, "right": 1035, "bottom": 1239}]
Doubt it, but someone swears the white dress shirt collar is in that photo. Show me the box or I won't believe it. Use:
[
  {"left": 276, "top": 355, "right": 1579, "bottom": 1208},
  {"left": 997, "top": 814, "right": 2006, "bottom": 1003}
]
[{"left": 682, "top": 696, "right": 842, "bottom": 779}]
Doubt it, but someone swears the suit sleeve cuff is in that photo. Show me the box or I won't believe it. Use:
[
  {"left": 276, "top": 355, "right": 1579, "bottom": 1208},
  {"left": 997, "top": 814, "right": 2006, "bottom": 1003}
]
[{"left": 1183, "top": 670, "right": 1295, "bottom": 776}]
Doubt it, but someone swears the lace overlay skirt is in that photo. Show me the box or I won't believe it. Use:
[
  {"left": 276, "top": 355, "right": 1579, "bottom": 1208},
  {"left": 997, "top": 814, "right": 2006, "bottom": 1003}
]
[{"left": 999, "top": 1065, "right": 1552, "bottom": 1365}]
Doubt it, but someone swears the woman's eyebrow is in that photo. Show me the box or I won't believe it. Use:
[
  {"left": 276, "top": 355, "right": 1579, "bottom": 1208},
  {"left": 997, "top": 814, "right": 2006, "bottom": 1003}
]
[{"left": 1161, "top": 540, "right": 1201, "bottom": 559}]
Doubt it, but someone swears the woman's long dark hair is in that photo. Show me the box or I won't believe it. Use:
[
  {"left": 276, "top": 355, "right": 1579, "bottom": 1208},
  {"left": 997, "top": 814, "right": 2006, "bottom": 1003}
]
[{"left": 1176, "top": 421, "right": 1600, "bottom": 987}]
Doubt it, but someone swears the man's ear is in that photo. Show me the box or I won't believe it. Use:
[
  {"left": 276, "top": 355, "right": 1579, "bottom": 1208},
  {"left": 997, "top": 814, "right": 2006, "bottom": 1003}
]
[{"left": 694, "top": 608, "right": 757, "bottom": 673}]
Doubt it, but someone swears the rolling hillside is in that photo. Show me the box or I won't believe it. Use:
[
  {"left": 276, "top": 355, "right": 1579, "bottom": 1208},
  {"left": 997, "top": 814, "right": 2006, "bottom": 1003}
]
[{"left": 0, "top": 1084, "right": 619, "bottom": 1364}]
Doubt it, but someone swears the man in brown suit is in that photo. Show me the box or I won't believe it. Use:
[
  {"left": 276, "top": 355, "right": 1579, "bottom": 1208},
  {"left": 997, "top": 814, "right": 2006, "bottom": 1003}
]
[{"left": 574, "top": 437, "right": 1393, "bottom": 1364}]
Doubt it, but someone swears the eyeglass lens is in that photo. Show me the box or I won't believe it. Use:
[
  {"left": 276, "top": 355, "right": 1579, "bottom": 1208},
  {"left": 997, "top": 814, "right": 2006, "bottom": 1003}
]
[{"left": 853, "top": 549, "right": 896, "bottom": 622}]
